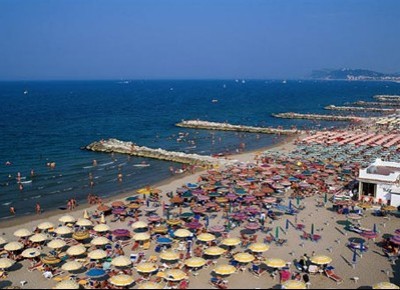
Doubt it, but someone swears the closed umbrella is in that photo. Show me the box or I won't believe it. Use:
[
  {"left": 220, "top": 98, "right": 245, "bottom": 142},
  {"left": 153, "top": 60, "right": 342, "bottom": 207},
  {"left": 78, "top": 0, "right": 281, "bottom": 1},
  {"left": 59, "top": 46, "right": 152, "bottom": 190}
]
[
  {"left": 311, "top": 224, "right": 314, "bottom": 236},
  {"left": 275, "top": 227, "right": 279, "bottom": 239}
]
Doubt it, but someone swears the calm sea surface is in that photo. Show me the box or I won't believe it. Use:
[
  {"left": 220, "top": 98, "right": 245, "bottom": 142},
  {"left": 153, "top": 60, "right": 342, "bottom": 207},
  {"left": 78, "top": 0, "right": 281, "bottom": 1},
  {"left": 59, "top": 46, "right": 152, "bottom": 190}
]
[{"left": 0, "top": 80, "right": 399, "bottom": 218}]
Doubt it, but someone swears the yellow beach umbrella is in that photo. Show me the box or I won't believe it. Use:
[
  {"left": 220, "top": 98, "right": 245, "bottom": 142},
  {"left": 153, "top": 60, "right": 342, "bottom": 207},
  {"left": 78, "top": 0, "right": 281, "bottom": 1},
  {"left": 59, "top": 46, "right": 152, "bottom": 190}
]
[
  {"left": 0, "top": 237, "right": 7, "bottom": 245},
  {"left": 214, "top": 264, "right": 236, "bottom": 275},
  {"left": 164, "top": 269, "right": 187, "bottom": 281},
  {"left": 373, "top": 282, "right": 400, "bottom": 289},
  {"left": 132, "top": 221, "right": 148, "bottom": 229},
  {"left": 72, "top": 231, "right": 90, "bottom": 241},
  {"left": 382, "top": 206, "right": 397, "bottom": 211},
  {"left": 221, "top": 237, "right": 241, "bottom": 246},
  {"left": 21, "top": 248, "right": 41, "bottom": 258},
  {"left": 233, "top": 252, "right": 255, "bottom": 263},
  {"left": 93, "top": 224, "right": 110, "bottom": 233},
  {"left": 54, "top": 226, "right": 72, "bottom": 235},
  {"left": 66, "top": 245, "right": 86, "bottom": 256},
  {"left": 62, "top": 261, "right": 83, "bottom": 272},
  {"left": 59, "top": 215, "right": 76, "bottom": 223},
  {"left": 13, "top": 228, "right": 32, "bottom": 238},
  {"left": 310, "top": 255, "right": 332, "bottom": 265},
  {"left": 47, "top": 239, "right": 66, "bottom": 249},
  {"left": 174, "top": 229, "right": 192, "bottom": 238},
  {"left": 111, "top": 256, "right": 132, "bottom": 267},
  {"left": 153, "top": 226, "right": 168, "bottom": 234},
  {"left": 88, "top": 249, "right": 107, "bottom": 260},
  {"left": 109, "top": 275, "right": 135, "bottom": 287},
  {"left": 37, "top": 222, "right": 55, "bottom": 230},
  {"left": 248, "top": 243, "right": 270, "bottom": 253},
  {"left": 41, "top": 255, "right": 61, "bottom": 265},
  {"left": 91, "top": 237, "right": 111, "bottom": 246},
  {"left": 54, "top": 280, "right": 80, "bottom": 289},
  {"left": 184, "top": 257, "right": 206, "bottom": 268},
  {"left": 83, "top": 210, "right": 89, "bottom": 219},
  {"left": 160, "top": 251, "right": 179, "bottom": 261},
  {"left": 4, "top": 242, "right": 23, "bottom": 251},
  {"left": 166, "top": 219, "right": 181, "bottom": 226},
  {"left": 132, "top": 233, "right": 151, "bottom": 241},
  {"left": 197, "top": 233, "right": 216, "bottom": 242},
  {"left": 76, "top": 218, "right": 93, "bottom": 227},
  {"left": 138, "top": 282, "right": 164, "bottom": 289},
  {"left": 265, "top": 258, "right": 286, "bottom": 268},
  {"left": 282, "top": 280, "right": 307, "bottom": 289},
  {"left": 137, "top": 188, "right": 152, "bottom": 195},
  {"left": 204, "top": 246, "right": 225, "bottom": 256},
  {"left": 0, "top": 258, "right": 15, "bottom": 269},
  {"left": 100, "top": 214, "right": 106, "bottom": 224},
  {"left": 136, "top": 262, "right": 158, "bottom": 273},
  {"left": 29, "top": 233, "right": 48, "bottom": 243}
]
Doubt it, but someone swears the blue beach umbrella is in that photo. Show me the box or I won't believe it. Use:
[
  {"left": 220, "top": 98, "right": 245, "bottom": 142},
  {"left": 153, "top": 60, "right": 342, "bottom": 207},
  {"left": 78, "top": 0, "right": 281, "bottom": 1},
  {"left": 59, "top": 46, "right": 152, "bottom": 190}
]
[
  {"left": 125, "top": 196, "right": 139, "bottom": 202},
  {"left": 86, "top": 268, "right": 106, "bottom": 279},
  {"left": 157, "top": 237, "right": 172, "bottom": 245}
]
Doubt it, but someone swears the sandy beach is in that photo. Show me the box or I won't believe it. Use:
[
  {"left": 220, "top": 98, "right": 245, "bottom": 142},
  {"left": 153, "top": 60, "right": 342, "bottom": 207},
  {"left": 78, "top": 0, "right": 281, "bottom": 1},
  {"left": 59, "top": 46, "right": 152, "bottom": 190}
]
[{"left": 0, "top": 131, "right": 398, "bottom": 289}]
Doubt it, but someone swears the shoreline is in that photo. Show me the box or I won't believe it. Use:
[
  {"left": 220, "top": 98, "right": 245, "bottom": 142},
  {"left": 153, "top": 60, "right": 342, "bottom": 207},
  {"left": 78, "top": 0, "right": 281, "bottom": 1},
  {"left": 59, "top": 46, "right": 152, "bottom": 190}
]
[{"left": 0, "top": 133, "right": 298, "bottom": 229}]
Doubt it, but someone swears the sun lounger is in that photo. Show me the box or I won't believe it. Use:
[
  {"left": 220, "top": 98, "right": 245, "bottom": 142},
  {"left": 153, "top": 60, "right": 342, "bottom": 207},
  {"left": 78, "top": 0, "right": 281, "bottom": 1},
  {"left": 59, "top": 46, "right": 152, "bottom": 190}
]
[{"left": 325, "top": 269, "right": 343, "bottom": 284}]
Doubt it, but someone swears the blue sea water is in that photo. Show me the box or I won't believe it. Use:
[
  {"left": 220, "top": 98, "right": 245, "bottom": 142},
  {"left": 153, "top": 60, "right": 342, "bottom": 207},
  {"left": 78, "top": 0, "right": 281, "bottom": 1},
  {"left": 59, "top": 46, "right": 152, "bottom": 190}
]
[{"left": 0, "top": 79, "right": 399, "bottom": 219}]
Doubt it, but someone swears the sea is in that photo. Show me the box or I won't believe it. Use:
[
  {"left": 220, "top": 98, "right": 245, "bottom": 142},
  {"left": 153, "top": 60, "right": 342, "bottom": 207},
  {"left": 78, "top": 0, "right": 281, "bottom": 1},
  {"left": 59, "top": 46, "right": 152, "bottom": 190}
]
[{"left": 0, "top": 79, "right": 399, "bottom": 219}]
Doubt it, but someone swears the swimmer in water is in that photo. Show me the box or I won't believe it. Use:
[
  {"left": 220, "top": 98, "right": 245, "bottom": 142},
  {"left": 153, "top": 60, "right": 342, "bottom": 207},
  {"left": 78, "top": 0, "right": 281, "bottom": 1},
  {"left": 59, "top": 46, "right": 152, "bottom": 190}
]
[
  {"left": 19, "top": 183, "right": 24, "bottom": 191},
  {"left": 5, "top": 161, "right": 11, "bottom": 166},
  {"left": 9, "top": 206, "right": 15, "bottom": 215},
  {"left": 93, "top": 159, "right": 97, "bottom": 166}
]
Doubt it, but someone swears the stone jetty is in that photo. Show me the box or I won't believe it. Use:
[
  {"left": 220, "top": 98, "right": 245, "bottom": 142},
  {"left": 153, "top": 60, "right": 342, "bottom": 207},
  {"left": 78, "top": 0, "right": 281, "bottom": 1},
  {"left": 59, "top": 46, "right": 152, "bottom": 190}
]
[
  {"left": 85, "top": 139, "right": 235, "bottom": 166},
  {"left": 353, "top": 101, "right": 400, "bottom": 107},
  {"left": 272, "top": 112, "right": 366, "bottom": 122},
  {"left": 176, "top": 120, "right": 299, "bottom": 135},
  {"left": 324, "top": 105, "right": 397, "bottom": 113},
  {"left": 373, "top": 95, "right": 400, "bottom": 102}
]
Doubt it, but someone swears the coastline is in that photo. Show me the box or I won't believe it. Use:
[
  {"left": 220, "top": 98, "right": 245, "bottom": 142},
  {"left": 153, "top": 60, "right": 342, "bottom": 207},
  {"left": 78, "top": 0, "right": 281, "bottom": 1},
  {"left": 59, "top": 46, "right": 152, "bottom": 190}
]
[{"left": 0, "top": 133, "right": 299, "bottom": 229}]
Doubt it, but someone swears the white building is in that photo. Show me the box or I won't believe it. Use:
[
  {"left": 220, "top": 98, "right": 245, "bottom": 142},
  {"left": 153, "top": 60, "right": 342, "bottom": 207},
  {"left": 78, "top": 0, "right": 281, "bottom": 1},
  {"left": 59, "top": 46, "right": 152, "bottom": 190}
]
[{"left": 358, "top": 159, "right": 400, "bottom": 207}]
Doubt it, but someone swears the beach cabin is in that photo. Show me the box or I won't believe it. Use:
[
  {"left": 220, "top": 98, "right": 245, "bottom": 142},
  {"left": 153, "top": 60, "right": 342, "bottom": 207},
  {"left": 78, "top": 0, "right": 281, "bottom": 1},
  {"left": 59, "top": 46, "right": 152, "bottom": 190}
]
[{"left": 357, "top": 159, "right": 400, "bottom": 207}]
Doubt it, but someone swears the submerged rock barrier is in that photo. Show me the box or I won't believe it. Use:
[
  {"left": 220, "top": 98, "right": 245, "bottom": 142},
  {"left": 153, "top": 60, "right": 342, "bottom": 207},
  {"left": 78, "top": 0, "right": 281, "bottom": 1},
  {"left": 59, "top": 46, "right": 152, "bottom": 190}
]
[
  {"left": 272, "top": 112, "right": 366, "bottom": 122},
  {"left": 324, "top": 105, "right": 397, "bottom": 113},
  {"left": 353, "top": 101, "right": 400, "bottom": 107},
  {"left": 176, "top": 120, "right": 298, "bottom": 135},
  {"left": 85, "top": 139, "right": 235, "bottom": 166},
  {"left": 373, "top": 95, "right": 400, "bottom": 102}
]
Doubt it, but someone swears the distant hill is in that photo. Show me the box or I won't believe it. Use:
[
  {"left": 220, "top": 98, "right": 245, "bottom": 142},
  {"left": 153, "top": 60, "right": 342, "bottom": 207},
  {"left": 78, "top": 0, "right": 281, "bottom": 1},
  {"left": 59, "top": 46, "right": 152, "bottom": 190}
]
[{"left": 310, "top": 68, "right": 400, "bottom": 81}]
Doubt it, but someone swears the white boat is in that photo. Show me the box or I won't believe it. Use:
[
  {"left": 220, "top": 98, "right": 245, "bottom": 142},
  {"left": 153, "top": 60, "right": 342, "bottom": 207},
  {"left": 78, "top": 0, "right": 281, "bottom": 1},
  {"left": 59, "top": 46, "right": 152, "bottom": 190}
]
[
  {"left": 23, "top": 90, "right": 28, "bottom": 95},
  {"left": 133, "top": 163, "right": 150, "bottom": 167},
  {"left": 212, "top": 99, "right": 218, "bottom": 103}
]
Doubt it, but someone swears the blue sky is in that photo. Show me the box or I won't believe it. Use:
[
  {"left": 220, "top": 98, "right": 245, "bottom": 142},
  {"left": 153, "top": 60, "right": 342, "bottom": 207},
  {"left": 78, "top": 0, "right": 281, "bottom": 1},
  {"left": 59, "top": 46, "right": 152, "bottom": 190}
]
[{"left": 0, "top": 0, "right": 399, "bottom": 80}]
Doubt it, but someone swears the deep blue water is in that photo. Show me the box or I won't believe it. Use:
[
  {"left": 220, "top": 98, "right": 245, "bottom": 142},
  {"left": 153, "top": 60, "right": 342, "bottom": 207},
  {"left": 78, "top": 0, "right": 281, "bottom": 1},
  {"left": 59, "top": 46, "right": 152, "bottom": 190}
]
[{"left": 0, "top": 80, "right": 399, "bottom": 219}]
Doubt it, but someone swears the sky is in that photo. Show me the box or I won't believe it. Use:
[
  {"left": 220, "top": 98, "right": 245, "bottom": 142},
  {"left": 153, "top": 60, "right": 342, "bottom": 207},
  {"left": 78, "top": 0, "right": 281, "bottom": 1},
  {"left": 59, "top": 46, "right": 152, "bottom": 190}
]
[{"left": 0, "top": 0, "right": 399, "bottom": 80}]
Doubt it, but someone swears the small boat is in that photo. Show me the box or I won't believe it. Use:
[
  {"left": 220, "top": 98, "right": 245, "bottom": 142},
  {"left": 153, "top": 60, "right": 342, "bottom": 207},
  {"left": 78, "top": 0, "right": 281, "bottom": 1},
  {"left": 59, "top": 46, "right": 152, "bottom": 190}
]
[
  {"left": 20, "top": 180, "right": 32, "bottom": 184},
  {"left": 212, "top": 99, "right": 218, "bottom": 103},
  {"left": 133, "top": 163, "right": 150, "bottom": 167},
  {"left": 23, "top": 90, "right": 28, "bottom": 95}
]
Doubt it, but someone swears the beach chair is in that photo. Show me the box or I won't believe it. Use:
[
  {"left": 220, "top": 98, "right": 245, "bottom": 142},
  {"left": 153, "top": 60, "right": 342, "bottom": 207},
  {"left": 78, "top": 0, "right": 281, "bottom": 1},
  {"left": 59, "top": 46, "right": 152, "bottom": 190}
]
[
  {"left": 130, "top": 253, "right": 138, "bottom": 264},
  {"left": 142, "top": 240, "right": 151, "bottom": 250},
  {"left": 300, "top": 231, "right": 310, "bottom": 240},
  {"left": 324, "top": 267, "right": 343, "bottom": 284},
  {"left": 311, "top": 234, "right": 321, "bottom": 242},
  {"left": 250, "top": 264, "right": 265, "bottom": 277},
  {"left": 275, "top": 239, "right": 287, "bottom": 247},
  {"left": 148, "top": 255, "right": 158, "bottom": 263}
]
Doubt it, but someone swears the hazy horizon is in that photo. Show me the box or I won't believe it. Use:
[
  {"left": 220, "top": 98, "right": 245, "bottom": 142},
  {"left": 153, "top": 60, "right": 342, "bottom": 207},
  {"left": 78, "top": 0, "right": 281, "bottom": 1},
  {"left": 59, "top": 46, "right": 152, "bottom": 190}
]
[{"left": 1, "top": 0, "right": 399, "bottom": 80}]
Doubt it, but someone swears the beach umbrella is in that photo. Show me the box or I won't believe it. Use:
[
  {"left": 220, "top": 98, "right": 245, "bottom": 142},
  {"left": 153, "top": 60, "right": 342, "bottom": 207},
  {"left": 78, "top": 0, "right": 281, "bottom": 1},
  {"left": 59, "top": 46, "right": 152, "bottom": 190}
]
[
  {"left": 373, "top": 224, "right": 377, "bottom": 233},
  {"left": 54, "top": 280, "right": 79, "bottom": 289},
  {"left": 174, "top": 229, "right": 192, "bottom": 238},
  {"left": 47, "top": 239, "right": 66, "bottom": 250},
  {"left": 153, "top": 226, "right": 168, "bottom": 234},
  {"left": 372, "top": 282, "right": 400, "bottom": 289},
  {"left": 185, "top": 221, "right": 203, "bottom": 230},
  {"left": 0, "top": 237, "right": 6, "bottom": 245},
  {"left": 382, "top": 205, "right": 397, "bottom": 211},
  {"left": 138, "top": 282, "right": 164, "bottom": 289},
  {"left": 29, "top": 233, "right": 47, "bottom": 243},
  {"left": 97, "top": 205, "right": 111, "bottom": 212},
  {"left": 111, "top": 256, "right": 132, "bottom": 267},
  {"left": 111, "top": 201, "right": 125, "bottom": 208},
  {"left": 197, "top": 233, "right": 216, "bottom": 242},
  {"left": 209, "top": 225, "right": 225, "bottom": 233},
  {"left": 265, "top": 258, "right": 286, "bottom": 268},
  {"left": 233, "top": 253, "right": 255, "bottom": 263},
  {"left": 163, "top": 269, "right": 188, "bottom": 281},
  {"left": 37, "top": 222, "right": 55, "bottom": 230},
  {"left": 13, "top": 228, "right": 32, "bottom": 238},
  {"left": 311, "top": 224, "right": 314, "bottom": 236},
  {"left": 395, "top": 229, "right": 400, "bottom": 235},
  {"left": 132, "top": 233, "right": 151, "bottom": 241},
  {"left": 62, "top": 261, "right": 83, "bottom": 272},
  {"left": 86, "top": 268, "right": 106, "bottom": 279},
  {"left": 83, "top": 210, "right": 89, "bottom": 219},
  {"left": 282, "top": 280, "right": 307, "bottom": 289},
  {"left": 76, "top": 218, "right": 93, "bottom": 227},
  {"left": 100, "top": 214, "right": 106, "bottom": 224},
  {"left": 59, "top": 215, "right": 76, "bottom": 224},
  {"left": 93, "top": 224, "right": 110, "bottom": 233},
  {"left": 135, "top": 262, "right": 158, "bottom": 273},
  {"left": 109, "top": 274, "right": 134, "bottom": 287},
  {"left": 21, "top": 248, "right": 41, "bottom": 258},
  {"left": 389, "top": 235, "right": 400, "bottom": 245},
  {"left": 137, "top": 188, "right": 152, "bottom": 195},
  {"left": 112, "top": 229, "right": 131, "bottom": 237},
  {"left": 310, "top": 255, "right": 332, "bottom": 265},
  {"left": 148, "top": 215, "right": 162, "bottom": 223},
  {"left": 88, "top": 249, "right": 107, "bottom": 260},
  {"left": 41, "top": 255, "right": 61, "bottom": 265},
  {"left": 54, "top": 226, "right": 72, "bottom": 235},
  {"left": 91, "top": 237, "right": 111, "bottom": 246},
  {"left": 352, "top": 249, "right": 357, "bottom": 264},
  {"left": 156, "top": 237, "right": 172, "bottom": 245},
  {"left": 248, "top": 243, "right": 270, "bottom": 253},
  {"left": 166, "top": 219, "right": 181, "bottom": 226},
  {"left": 159, "top": 251, "right": 179, "bottom": 261},
  {"left": 286, "top": 219, "right": 289, "bottom": 230},
  {"left": 324, "top": 193, "right": 328, "bottom": 204},
  {"left": 213, "top": 264, "right": 236, "bottom": 275},
  {"left": 288, "top": 200, "right": 292, "bottom": 210},
  {"left": 72, "top": 231, "right": 90, "bottom": 241},
  {"left": 66, "top": 245, "right": 86, "bottom": 256},
  {"left": 184, "top": 257, "right": 206, "bottom": 268},
  {"left": 275, "top": 227, "right": 279, "bottom": 239},
  {"left": 245, "top": 222, "right": 260, "bottom": 231},
  {"left": 348, "top": 213, "right": 362, "bottom": 220},
  {"left": 221, "top": 238, "right": 241, "bottom": 247},
  {"left": 4, "top": 242, "right": 23, "bottom": 251},
  {"left": 131, "top": 221, "right": 148, "bottom": 229},
  {"left": 204, "top": 246, "right": 225, "bottom": 256},
  {"left": 0, "top": 258, "right": 15, "bottom": 269}
]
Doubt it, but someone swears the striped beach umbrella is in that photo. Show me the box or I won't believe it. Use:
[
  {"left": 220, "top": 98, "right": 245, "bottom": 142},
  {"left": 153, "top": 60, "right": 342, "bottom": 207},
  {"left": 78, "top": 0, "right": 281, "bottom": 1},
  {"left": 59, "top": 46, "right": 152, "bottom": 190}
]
[{"left": 390, "top": 235, "right": 400, "bottom": 245}]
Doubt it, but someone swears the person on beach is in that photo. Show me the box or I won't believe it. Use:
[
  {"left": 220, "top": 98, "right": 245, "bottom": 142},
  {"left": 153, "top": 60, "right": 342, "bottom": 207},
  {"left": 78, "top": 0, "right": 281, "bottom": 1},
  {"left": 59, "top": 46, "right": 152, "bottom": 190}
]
[
  {"left": 9, "top": 206, "right": 15, "bottom": 215},
  {"left": 35, "top": 203, "right": 41, "bottom": 215},
  {"left": 67, "top": 200, "right": 72, "bottom": 211}
]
